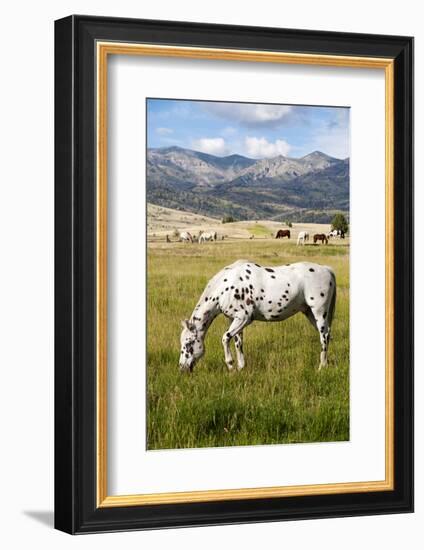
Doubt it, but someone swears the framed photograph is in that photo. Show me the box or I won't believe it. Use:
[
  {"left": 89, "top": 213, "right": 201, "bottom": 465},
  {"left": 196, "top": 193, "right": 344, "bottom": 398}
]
[{"left": 54, "top": 15, "right": 413, "bottom": 534}]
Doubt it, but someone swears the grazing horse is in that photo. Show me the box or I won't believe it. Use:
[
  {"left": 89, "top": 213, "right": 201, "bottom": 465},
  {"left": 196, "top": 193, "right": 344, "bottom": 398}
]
[
  {"left": 328, "top": 229, "right": 345, "bottom": 239},
  {"left": 297, "top": 231, "right": 309, "bottom": 245},
  {"left": 276, "top": 229, "right": 290, "bottom": 239},
  {"left": 179, "top": 259, "right": 336, "bottom": 373},
  {"left": 313, "top": 233, "right": 328, "bottom": 245},
  {"left": 199, "top": 231, "right": 217, "bottom": 243},
  {"left": 179, "top": 231, "right": 193, "bottom": 243}
]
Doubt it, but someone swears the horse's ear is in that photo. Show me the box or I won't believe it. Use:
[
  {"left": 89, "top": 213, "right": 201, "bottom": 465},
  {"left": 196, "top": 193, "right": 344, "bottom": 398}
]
[{"left": 181, "top": 319, "right": 189, "bottom": 330}]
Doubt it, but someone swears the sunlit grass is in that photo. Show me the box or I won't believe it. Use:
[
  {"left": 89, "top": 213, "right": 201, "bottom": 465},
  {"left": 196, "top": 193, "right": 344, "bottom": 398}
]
[
  {"left": 147, "top": 239, "right": 349, "bottom": 450},
  {"left": 248, "top": 224, "right": 272, "bottom": 237}
]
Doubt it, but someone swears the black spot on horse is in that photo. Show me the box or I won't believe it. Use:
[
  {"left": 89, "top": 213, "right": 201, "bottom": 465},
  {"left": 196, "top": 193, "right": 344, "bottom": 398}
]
[
  {"left": 239, "top": 276, "right": 243, "bottom": 281},
  {"left": 265, "top": 268, "right": 275, "bottom": 273},
  {"left": 234, "top": 294, "right": 241, "bottom": 300},
  {"left": 268, "top": 309, "right": 272, "bottom": 312},
  {"left": 329, "top": 281, "right": 332, "bottom": 286},
  {"left": 254, "top": 263, "right": 261, "bottom": 268},
  {"left": 246, "top": 269, "right": 251, "bottom": 275},
  {"left": 231, "top": 286, "right": 235, "bottom": 289},
  {"left": 229, "top": 305, "right": 233, "bottom": 309},
  {"left": 271, "top": 275, "right": 276, "bottom": 279},
  {"left": 309, "top": 268, "right": 315, "bottom": 272},
  {"left": 310, "top": 297, "right": 314, "bottom": 300},
  {"left": 261, "top": 289, "right": 265, "bottom": 293},
  {"left": 320, "top": 292, "right": 325, "bottom": 297},
  {"left": 205, "top": 297, "right": 208, "bottom": 302},
  {"left": 249, "top": 284, "right": 253, "bottom": 289},
  {"left": 323, "top": 312, "right": 327, "bottom": 319},
  {"left": 246, "top": 276, "right": 250, "bottom": 280},
  {"left": 278, "top": 309, "right": 282, "bottom": 313},
  {"left": 224, "top": 279, "right": 227, "bottom": 282},
  {"left": 287, "top": 283, "right": 290, "bottom": 287},
  {"left": 225, "top": 287, "right": 229, "bottom": 291}
]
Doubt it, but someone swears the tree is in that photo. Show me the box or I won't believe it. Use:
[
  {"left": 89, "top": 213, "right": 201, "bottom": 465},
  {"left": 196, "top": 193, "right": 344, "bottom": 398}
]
[
  {"left": 331, "top": 213, "right": 349, "bottom": 234},
  {"left": 222, "top": 215, "right": 235, "bottom": 224},
  {"left": 285, "top": 220, "right": 293, "bottom": 228}
]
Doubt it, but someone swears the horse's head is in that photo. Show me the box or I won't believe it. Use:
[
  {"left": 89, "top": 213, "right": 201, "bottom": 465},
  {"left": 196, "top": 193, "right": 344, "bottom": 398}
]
[{"left": 179, "top": 319, "right": 204, "bottom": 372}]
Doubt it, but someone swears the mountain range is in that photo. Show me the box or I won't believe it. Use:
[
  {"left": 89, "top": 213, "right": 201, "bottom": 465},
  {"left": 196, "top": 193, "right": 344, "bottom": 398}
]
[{"left": 146, "top": 146, "right": 349, "bottom": 222}]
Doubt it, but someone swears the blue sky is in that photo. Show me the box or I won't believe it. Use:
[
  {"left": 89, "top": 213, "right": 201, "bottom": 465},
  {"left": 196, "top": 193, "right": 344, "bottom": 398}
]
[{"left": 147, "top": 99, "right": 350, "bottom": 160}]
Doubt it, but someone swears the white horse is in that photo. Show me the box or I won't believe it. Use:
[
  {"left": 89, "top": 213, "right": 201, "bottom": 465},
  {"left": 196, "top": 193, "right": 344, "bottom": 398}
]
[
  {"left": 328, "top": 229, "right": 345, "bottom": 239},
  {"left": 179, "top": 231, "right": 193, "bottom": 243},
  {"left": 297, "top": 231, "right": 309, "bottom": 245},
  {"left": 198, "top": 231, "right": 217, "bottom": 243},
  {"left": 179, "top": 259, "right": 336, "bottom": 373}
]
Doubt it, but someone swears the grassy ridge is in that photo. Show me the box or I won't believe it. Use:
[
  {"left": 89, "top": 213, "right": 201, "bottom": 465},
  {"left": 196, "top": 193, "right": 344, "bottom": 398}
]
[{"left": 147, "top": 240, "right": 349, "bottom": 450}]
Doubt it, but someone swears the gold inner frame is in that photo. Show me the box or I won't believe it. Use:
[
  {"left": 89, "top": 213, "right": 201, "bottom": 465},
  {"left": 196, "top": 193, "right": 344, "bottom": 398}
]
[{"left": 96, "top": 42, "right": 395, "bottom": 508}]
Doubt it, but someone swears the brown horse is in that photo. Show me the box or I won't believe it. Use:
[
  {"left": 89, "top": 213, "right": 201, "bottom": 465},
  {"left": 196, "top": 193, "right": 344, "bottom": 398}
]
[
  {"left": 276, "top": 229, "right": 290, "bottom": 239},
  {"left": 313, "top": 233, "right": 328, "bottom": 245}
]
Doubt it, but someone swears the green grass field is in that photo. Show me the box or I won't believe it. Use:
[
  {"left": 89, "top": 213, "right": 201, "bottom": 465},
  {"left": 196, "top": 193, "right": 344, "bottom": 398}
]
[{"left": 147, "top": 239, "right": 349, "bottom": 450}]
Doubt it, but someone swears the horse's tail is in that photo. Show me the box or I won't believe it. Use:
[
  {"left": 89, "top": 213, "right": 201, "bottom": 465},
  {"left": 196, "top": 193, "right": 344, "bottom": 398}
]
[{"left": 328, "top": 269, "right": 337, "bottom": 326}]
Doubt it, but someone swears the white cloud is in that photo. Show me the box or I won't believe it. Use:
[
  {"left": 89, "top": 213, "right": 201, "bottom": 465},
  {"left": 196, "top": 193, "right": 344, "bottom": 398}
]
[
  {"left": 192, "top": 137, "right": 228, "bottom": 156},
  {"left": 156, "top": 127, "right": 173, "bottom": 136},
  {"left": 203, "top": 103, "right": 293, "bottom": 127},
  {"left": 244, "top": 137, "right": 291, "bottom": 158}
]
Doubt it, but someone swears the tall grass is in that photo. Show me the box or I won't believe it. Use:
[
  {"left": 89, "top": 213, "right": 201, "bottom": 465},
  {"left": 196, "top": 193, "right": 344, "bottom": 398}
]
[{"left": 147, "top": 240, "right": 349, "bottom": 450}]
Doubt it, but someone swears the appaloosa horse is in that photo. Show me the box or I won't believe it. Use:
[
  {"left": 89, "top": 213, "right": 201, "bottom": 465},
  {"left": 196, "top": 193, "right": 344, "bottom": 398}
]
[
  {"left": 275, "top": 229, "right": 290, "bottom": 239},
  {"left": 179, "top": 260, "right": 336, "bottom": 373}
]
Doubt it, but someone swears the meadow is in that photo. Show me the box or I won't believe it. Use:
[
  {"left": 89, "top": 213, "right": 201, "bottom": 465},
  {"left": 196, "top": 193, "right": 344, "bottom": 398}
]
[{"left": 147, "top": 237, "right": 349, "bottom": 450}]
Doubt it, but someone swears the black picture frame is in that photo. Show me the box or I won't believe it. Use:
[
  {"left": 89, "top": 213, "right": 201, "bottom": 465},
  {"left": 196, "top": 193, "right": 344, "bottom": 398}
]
[{"left": 55, "top": 15, "right": 414, "bottom": 534}]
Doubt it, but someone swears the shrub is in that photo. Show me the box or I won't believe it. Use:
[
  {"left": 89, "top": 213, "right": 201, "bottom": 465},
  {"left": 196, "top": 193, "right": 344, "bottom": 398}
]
[{"left": 331, "top": 213, "right": 349, "bottom": 234}]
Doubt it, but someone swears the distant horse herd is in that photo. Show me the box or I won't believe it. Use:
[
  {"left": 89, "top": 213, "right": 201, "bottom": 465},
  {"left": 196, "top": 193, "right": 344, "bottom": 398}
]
[
  {"left": 167, "top": 227, "right": 345, "bottom": 245},
  {"left": 178, "top": 230, "right": 218, "bottom": 243}
]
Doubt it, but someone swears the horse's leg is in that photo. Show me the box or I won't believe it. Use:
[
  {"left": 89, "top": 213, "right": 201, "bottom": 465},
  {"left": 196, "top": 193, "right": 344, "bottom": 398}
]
[
  {"left": 234, "top": 332, "right": 245, "bottom": 371},
  {"left": 314, "top": 307, "right": 331, "bottom": 369},
  {"left": 304, "top": 306, "right": 331, "bottom": 369},
  {"left": 222, "top": 317, "right": 250, "bottom": 371}
]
